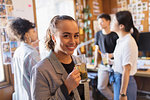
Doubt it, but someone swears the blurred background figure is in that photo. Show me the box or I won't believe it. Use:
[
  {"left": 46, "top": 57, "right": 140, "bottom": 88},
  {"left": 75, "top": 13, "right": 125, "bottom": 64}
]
[
  {"left": 94, "top": 13, "right": 118, "bottom": 100},
  {"left": 7, "top": 18, "right": 40, "bottom": 100},
  {"left": 111, "top": 10, "right": 139, "bottom": 100}
]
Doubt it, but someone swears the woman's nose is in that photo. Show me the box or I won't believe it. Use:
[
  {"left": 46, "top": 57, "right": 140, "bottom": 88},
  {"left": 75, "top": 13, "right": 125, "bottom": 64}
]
[{"left": 70, "top": 36, "right": 75, "bottom": 44}]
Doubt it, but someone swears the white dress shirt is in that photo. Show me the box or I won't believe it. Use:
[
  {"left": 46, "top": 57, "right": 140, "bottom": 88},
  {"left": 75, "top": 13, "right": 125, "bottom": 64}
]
[
  {"left": 113, "top": 34, "right": 138, "bottom": 75},
  {"left": 13, "top": 42, "right": 40, "bottom": 100}
]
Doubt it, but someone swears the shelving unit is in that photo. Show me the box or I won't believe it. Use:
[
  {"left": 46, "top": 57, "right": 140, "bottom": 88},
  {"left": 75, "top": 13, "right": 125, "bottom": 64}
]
[{"left": 74, "top": 0, "right": 102, "bottom": 56}]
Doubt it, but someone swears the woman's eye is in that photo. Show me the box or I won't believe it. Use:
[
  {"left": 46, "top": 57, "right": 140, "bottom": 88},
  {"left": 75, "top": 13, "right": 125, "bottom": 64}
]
[
  {"left": 63, "top": 35, "right": 69, "bottom": 38},
  {"left": 74, "top": 34, "right": 79, "bottom": 38}
]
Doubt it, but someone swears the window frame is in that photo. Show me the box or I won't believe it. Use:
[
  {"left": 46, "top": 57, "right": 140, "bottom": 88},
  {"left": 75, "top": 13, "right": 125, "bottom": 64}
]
[
  {"left": 0, "top": 31, "right": 13, "bottom": 88},
  {"left": 0, "top": 64, "right": 12, "bottom": 88}
]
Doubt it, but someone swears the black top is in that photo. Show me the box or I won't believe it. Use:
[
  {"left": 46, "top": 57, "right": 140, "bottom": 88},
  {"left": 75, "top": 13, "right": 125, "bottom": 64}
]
[
  {"left": 62, "top": 60, "right": 85, "bottom": 100},
  {"left": 95, "top": 30, "right": 118, "bottom": 53},
  {"left": 62, "top": 61, "right": 74, "bottom": 74}
]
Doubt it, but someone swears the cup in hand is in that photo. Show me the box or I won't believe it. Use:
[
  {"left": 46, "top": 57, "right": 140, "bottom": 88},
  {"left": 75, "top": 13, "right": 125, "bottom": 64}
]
[
  {"left": 101, "top": 53, "right": 109, "bottom": 65},
  {"left": 75, "top": 63, "right": 88, "bottom": 82}
]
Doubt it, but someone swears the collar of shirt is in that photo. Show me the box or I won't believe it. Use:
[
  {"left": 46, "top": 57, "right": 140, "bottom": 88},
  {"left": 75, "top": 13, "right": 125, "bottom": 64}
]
[
  {"left": 117, "top": 33, "right": 131, "bottom": 44},
  {"left": 20, "top": 42, "right": 37, "bottom": 51}
]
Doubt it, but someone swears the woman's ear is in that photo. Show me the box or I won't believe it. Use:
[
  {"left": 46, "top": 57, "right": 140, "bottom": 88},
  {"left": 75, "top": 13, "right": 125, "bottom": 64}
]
[{"left": 119, "top": 24, "right": 125, "bottom": 30}]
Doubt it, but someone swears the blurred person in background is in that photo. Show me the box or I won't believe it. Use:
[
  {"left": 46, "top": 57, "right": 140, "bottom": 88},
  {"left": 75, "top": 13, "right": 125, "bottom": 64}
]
[
  {"left": 94, "top": 13, "right": 118, "bottom": 100},
  {"left": 7, "top": 18, "right": 40, "bottom": 100},
  {"left": 111, "top": 10, "right": 139, "bottom": 100}
]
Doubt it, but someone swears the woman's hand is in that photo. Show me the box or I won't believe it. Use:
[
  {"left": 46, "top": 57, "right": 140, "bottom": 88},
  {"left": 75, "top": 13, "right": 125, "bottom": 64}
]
[{"left": 64, "top": 68, "right": 81, "bottom": 94}]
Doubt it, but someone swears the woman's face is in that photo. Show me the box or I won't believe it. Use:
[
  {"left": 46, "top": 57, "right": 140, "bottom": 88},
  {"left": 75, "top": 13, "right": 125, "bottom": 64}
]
[
  {"left": 53, "top": 20, "right": 79, "bottom": 55},
  {"left": 27, "top": 28, "right": 38, "bottom": 42},
  {"left": 111, "top": 16, "right": 120, "bottom": 33}
]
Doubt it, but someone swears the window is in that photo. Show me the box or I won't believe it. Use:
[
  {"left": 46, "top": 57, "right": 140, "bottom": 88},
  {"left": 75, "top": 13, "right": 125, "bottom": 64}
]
[
  {"left": 0, "top": 33, "right": 12, "bottom": 87},
  {"left": 0, "top": 46, "right": 5, "bottom": 82},
  {"left": 35, "top": 0, "right": 75, "bottom": 59}
]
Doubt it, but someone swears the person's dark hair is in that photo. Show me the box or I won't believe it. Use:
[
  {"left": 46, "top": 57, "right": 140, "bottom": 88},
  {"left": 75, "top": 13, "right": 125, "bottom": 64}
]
[
  {"left": 6, "top": 17, "right": 35, "bottom": 41},
  {"left": 115, "top": 11, "right": 139, "bottom": 42},
  {"left": 45, "top": 15, "right": 76, "bottom": 50},
  {"left": 97, "top": 13, "right": 111, "bottom": 21}
]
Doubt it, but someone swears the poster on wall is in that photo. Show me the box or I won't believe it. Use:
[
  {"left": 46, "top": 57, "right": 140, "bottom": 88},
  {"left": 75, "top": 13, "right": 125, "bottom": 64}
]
[
  {"left": 0, "top": 5, "right": 6, "bottom": 16},
  {"left": 2, "top": 42, "right": 11, "bottom": 64},
  {"left": 117, "top": 0, "right": 127, "bottom": 11},
  {"left": 6, "top": 5, "right": 13, "bottom": 16},
  {"left": 5, "top": 0, "right": 12, "bottom": 5},
  {"left": 10, "top": 41, "right": 17, "bottom": 53},
  {"left": 0, "top": 17, "right": 7, "bottom": 27}
]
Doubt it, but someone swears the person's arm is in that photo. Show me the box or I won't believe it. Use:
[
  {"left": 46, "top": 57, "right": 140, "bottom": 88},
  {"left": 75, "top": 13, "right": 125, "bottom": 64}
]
[
  {"left": 94, "top": 32, "right": 99, "bottom": 68},
  {"left": 108, "top": 53, "right": 114, "bottom": 65},
  {"left": 119, "top": 64, "right": 131, "bottom": 100},
  {"left": 94, "top": 45, "right": 99, "bottom": 68}
]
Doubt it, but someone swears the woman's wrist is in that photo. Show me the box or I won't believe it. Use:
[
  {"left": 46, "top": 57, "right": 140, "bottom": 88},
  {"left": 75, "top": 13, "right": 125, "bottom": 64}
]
[
  {"left": 120, "top": 93, "right": 127, "bottom": 97},
  {"left": 64, "top": 80, "right": 71, "bottom": 94}
]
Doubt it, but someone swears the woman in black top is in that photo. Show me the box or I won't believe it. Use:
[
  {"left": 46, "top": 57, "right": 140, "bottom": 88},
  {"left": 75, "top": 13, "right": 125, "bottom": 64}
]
[{"left": 31, "top": 15, "right": 87, "bottom": 100}]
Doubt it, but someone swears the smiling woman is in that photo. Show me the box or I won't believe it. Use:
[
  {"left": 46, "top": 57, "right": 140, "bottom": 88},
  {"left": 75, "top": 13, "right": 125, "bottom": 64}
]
[{"left": 30, "top": 15, "right": 89, "bottom": 100}]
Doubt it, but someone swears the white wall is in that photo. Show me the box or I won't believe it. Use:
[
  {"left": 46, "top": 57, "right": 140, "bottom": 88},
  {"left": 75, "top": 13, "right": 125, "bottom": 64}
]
[
  {"left": 12, "top": 0, "right": 34, "bottom": 22},
  {"left": 35, "top": 0, "right": 75, "bottom": 59}
]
